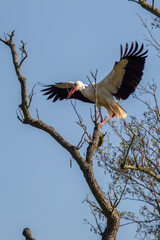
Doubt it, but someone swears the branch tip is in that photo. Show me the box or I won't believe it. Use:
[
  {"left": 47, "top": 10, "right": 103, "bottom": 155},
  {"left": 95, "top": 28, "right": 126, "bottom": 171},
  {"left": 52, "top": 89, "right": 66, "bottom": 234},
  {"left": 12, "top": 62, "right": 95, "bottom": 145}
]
[{"left": 19, "top": 40, "right": 28, "bottom": 67}]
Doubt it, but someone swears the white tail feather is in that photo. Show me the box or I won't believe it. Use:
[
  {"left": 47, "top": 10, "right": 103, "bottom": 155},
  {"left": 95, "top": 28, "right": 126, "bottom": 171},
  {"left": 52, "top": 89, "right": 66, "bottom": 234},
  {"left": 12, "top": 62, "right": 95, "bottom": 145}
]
[{"left": 108, "top": 103, "right": 127, "bottom": 119}]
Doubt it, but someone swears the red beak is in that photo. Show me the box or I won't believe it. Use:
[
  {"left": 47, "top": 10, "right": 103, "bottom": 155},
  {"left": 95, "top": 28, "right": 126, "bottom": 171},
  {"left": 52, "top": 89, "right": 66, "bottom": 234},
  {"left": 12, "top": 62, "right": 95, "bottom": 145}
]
[{"left": 66, "top": 87, "right": 77, "bottom": 99}]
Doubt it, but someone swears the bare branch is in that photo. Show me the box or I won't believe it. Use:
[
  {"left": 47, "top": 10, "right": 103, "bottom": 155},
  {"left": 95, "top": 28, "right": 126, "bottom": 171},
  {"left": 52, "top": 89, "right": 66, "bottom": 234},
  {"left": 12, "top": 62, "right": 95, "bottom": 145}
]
[
  {"left": 122, "top": 164, "right": 160, "bottom": 182},
  {"left": 86, "top": 198, "right": 104, "bottom": 235},
  {"left": 86, "top": 70, "right": 99, "bottom": 124},
  {"left": 1, "top": 31, "right": 120, "bottom": 240},
  {"left": 120, "top": 221, "right": 136, "bottom": 227},
  {"left": 121, "top": 134, "right": 135, "bottom": 168},
  {"left": 22, "top": 228, "right": 36, "bottom": 240},
  {"left": 91, "top": 70, "right": 98, "bottom": 123},
  {"left": 16, "top": 109, "right": 24, "bottom": 123},
  {"left": 70, "top": 99, "right": 89, "bottom": 149},
  {"left": 84, "top": 218, "right": 101, "bottom": 235},
  {"left": 76, "top": 132, "right": 86, "bottom": 149},
  {"left": 36, "top": 108, "right": 40, "bottom": 121},
  {"left": 0, "top": 30, "right": 15, "bottom": 45},
  {"left": 137, "top": 14, "right": 160, "bottom": 54},
  {"left": 19, "top": 40, "right": 28, "bottom": 67},
  {"left": 114, "top": 177, "right": 130, "bottom": 208},
  {"left": 129, "top": 0, "right": 160, "bottom": 18},
  {"left": 85, "top": 196, "right": 104, "bottom": 214},
  {"left": 27, "top": 84, "right": 36, "bottom": 108}
]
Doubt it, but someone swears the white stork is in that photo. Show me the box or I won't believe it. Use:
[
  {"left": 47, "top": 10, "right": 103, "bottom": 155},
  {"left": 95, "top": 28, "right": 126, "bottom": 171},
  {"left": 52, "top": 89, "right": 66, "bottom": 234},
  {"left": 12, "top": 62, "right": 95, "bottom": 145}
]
[{"left": 41, "top": 42, "right": 148, "bottom": 126}]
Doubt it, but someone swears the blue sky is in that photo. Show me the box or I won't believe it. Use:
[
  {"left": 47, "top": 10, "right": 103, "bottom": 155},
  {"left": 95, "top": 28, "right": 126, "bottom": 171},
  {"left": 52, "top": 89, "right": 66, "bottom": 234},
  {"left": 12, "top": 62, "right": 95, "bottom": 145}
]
[{"left": 0, "top": 1, "right": 160, "bottom": 240}]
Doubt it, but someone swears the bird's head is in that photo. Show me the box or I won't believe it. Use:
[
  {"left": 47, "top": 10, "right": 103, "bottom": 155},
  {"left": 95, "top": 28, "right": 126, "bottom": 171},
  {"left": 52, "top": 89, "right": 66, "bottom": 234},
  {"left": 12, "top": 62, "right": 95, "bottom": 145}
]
[{"left": 67, "top": 81, "right": 85, "bottom": 99}]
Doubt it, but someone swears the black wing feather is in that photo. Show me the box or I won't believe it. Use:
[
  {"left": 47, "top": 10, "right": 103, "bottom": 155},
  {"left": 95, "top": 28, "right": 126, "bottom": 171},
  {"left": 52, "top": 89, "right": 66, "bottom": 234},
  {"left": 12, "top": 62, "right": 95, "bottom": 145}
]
[
  {"left": 41, "top": 84, "right": 93, "bottom": 103},
  {"left": 114, "top": 41, "right": 148, "bottom": 100},
  {"left": 125, "top": 42, "right": 134, "bottom": 57}
]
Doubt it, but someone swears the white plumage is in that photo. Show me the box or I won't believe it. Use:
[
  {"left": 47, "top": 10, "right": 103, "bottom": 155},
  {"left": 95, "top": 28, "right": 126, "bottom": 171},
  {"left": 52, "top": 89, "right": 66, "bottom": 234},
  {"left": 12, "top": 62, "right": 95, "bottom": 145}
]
[{"left": 41, "top": 42, "right": 148, "bottom": 125}]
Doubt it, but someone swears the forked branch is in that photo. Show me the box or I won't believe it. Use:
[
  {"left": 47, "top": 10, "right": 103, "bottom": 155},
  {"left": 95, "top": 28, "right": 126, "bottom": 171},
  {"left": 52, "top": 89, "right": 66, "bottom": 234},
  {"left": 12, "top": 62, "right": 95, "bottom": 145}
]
[
  {"left": 19, "top": 40, "right": 28, "bottom": 67},
  {"left": 0, "top": 31, "right": 120, "bottom": 240}
]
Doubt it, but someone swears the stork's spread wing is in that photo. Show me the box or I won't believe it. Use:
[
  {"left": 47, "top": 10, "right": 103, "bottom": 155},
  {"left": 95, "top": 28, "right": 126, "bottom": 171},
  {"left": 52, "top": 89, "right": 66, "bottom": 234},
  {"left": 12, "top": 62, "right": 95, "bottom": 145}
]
[
  {"left": 41, "top": 82, "right": 93, "bottom": 103},
  {"left": 98, "top": 42, "right": 148, "bottom": 100}
]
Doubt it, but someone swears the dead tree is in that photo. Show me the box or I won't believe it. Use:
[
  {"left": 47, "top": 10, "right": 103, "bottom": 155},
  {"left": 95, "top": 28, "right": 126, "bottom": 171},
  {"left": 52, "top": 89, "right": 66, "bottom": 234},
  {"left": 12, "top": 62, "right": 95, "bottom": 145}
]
[{"left": 0, "top": 31, "right": 121, "bottom": 240}]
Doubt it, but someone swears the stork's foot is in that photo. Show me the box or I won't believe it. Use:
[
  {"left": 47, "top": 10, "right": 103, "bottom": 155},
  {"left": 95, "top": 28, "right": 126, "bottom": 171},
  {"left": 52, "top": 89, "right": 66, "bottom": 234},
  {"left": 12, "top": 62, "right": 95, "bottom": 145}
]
[{"left": 100, "top": 113, "right": 115, "bottom": 127}]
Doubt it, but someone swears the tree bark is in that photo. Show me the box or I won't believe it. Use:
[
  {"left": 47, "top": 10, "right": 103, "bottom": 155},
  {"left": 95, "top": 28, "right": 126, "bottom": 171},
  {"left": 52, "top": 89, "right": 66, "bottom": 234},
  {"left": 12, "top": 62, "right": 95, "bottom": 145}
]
[
  {"left": 0, "top": 31, "right": 120, "bottom": 240},
  {"left": 129, "top": 0, "right": 160, "bottom": 18},
  {"left": 23, "top": 228, "right": 36, "bottom": 240}
]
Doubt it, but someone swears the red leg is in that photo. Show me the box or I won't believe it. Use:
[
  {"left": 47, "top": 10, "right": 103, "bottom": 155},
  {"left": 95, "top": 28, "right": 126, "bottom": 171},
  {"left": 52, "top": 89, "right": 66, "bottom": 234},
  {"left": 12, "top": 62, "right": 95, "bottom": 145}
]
[
  {"left": 100, "top": 113, "right": 115, "bottom": 126},
  {"left": 98, "top": 107, "right": 103, "bottom": 123},
  {"left": 100, "top": 107, "right": 115, "bottom": 127},
  {"left": 99, "top": 111, "right": 103, "bottom": 123}
]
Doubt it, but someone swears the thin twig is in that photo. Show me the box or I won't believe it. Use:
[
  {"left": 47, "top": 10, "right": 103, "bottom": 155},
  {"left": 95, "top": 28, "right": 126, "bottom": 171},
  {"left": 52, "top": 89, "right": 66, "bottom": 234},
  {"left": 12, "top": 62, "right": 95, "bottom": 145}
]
[
  {"left": 138, "top": 14, "right": 160, "bottom": 49},
  {"left": 108, "top": 191, "right": 113, "bottom": 207},
  {"left": 87, "top": 70, "right": 99, "bottom": 124},
  {"left": 121, "top": 134, "right": 135, "bottom": 168},
  {"left": 16, "top": 109, "right": 24, "bottom": 123},
  {"left": 27, "top": 84, "right": 36, "bottom": 108},
  {"left": 19, "top": 40, "right": 28, "bottom": 68},
  {"left": 70, "top": 99, "right": 90, "bottom": 149},
  {"left": 114, "top": 176, "right": 130, "bottom": 208},
  {"left": 85, "top": 195, "right": 104, "bottom": 235},
  {"left": 120, "top": 221, "right": 136, "bottom": 227},
  {"left": 36, "top": 108, "right": 40, "bottom": 121},
  {"left": 89, "top": 203, "right": 103, "bottom": 235}
]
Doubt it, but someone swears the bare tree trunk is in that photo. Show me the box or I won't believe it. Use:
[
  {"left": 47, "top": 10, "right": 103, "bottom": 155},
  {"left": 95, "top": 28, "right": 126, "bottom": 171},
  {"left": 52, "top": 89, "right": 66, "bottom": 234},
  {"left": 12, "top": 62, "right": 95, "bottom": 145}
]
[
  {"left": 102, "top": 215, "right": 120, "bottom": 240},
  {"left": 0, "top": 31, "right": 120, "bottom": 240}
]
